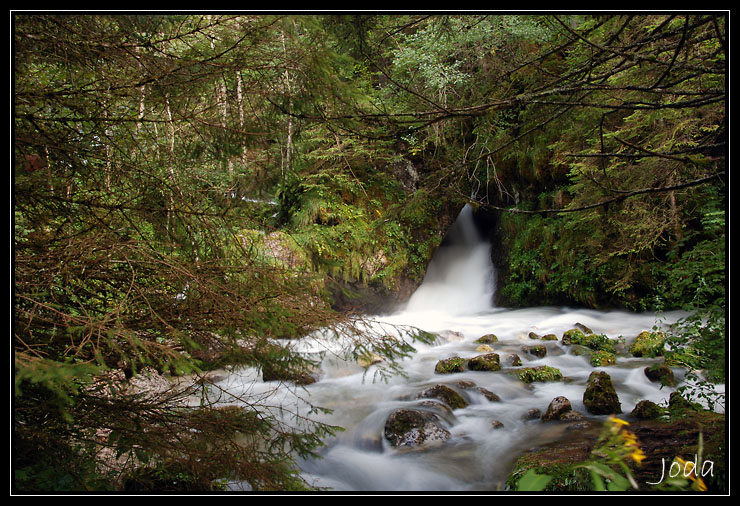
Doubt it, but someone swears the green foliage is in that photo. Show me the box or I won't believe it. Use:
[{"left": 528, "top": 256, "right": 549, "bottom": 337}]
[{"left": 514, "top": 365, "right": 563, "bottom": 383}]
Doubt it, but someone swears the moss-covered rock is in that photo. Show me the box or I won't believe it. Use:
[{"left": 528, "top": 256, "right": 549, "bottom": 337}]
[
  {"left": 589, "top": 350, "right": 616, "bottom": 367},
  {"left": 542, "top": 334, "right": 558, "bottom": 341},
  {"left": 563, "top": 330, "right": 617, "bottom": 353},
  {"left": 644, "top": 363, "right": 675, "bottom": 386},
  {"left": 515, "top": 365, "right": 563, "bottom": 384},
  {"left": 384, "top": 408, "right": 451, "bottom": 448},
  {"left": 631, "top": 399, "right": 665, "bottom": 420},
  {"left": 522, "top": 345, "right": 547, "bottom": 358},
  {"left": 582, "top": 371, "right": 621, "bottom": 415},
  {"left": 475, "top": 333, "right": 498, "bottom": 344},
  {"left": 434, "top": 356, "right": 466, "bottom": 374},
  {"left": 561, "top": 328, "right": 587, "bottom": 345},
  {"left": 507, "top": 354, "right": 523, "bottom": 366},
  {"left": 541, "top": 396, "right": 573, "bottom": 422},
  {"left": 468, "top": 353, "right": 501, "bottom": 372},
  {"left": 629, "top": 330, "right": 666, "bottom": 357},
  {"left": 416, "top": 384, "right": 469, "bottom": 410}
]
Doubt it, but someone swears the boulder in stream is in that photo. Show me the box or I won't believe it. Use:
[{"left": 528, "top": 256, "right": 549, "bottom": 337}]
[
  {"left": 582, "top": 371, "right": 622, "bottom": 415},
  {"left": 474, "top": 333, "right": 498, "bottom": 344},
  {"left": 629, "top": 330, "right": 666, "bottom": 357},
  {"left": 514, "top": 365, "right": 563, "bottom": 383},
  {"left": 467, "top": 353, "right": 501, "bottom": 371},
  {"left": 522, "top": 345, "right": 547, "bottom": 358},
  {"left": 644, "top": 362, "right": 675, "bottom": 386},
  {"left": 434, "top": 356, "right": 466, "bottom": 374},
  {"left": 541, "top": 396, "right": 573, "bottom": 422},
  {"left": 416, "top": 384, "right": 469, "bottom": 410},
  {"left": 384, "top": 408, "right": 451, "bottom": 448}
]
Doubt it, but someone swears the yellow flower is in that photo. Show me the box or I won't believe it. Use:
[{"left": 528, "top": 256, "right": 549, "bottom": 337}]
[
  {"left": 630, "top": 447, "right": 647, "bottom": 465},
  {"left": 609, "top": 416, "right": 630, "bottom": 426},
  {"left": 674, "top": 457, "right": 708, "bottom": 491}
]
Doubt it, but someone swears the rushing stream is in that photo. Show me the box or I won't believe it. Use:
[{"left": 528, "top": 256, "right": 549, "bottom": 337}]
[{"left": 217, "top": 205, "right": 722, "bottom": 492}]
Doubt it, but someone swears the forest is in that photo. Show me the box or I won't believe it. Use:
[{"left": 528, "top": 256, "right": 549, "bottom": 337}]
[{"left": 13, "top": 13, "right": 726, "bottom": 493}]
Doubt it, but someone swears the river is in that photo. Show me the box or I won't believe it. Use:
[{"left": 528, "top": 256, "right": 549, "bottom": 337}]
[{"left": 217, "top": 205, "right": 723, "bottom": 492}]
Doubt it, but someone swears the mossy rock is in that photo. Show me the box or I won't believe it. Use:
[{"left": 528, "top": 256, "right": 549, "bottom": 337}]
[
  {"left": 384, "top": 408, "right": 451, "bottom": 448},
  {"left": 562, "top": 329, "right": 616, "bottom": 353},
  {"left": 629, "top": 330, "right": 666, "bottom": 358},
  {"left": 434, "top": 356, "right": 466, "bottom": 374},
  {"left": 589, "top": 350, "right": 616, "bottom": 367},
  {"left": 542, "top": 334, "right": 558, "bottom": 341},
  {"left": 583, "top": 371, "right": 621, "bottom": 415},
  {"left": 475, "top": 333, "right": 498, "bottom": 344},
  {"left": 468, "top": 353, "right": 501, "bottom": 372},
  {"left": 644, "top": 363, "right": 675, "bottom": 386},
  {"left": 631, "top": 400, "right": 665, "bottom": 420},
  {"left": 541, "top": 396, "right": 573, "bottom": 422},
  {"left": 561, "top": 328, "right": 586, "bottom": 345},
  {"left": 523, "top": 345, "right": 547, "bottom": 358},
  {"left": 507, "top": 354, "right": 523, "bottom": 366},
  {"left": 515, "top": 365, "right": 563, "bottom": 384},
  {"left": 416, "top": 384, "right": 469, "bottom": 410}
]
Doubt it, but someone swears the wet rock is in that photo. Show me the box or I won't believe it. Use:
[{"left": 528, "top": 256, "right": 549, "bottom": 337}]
[
  {"left": 476, "top": 387, "right": 502, "bottom": 402},
  {"left": 476, "top": 344, "right": 495, "bottom": 353},
  {"left": 522, "top": 345, "right": 547, "bottom": 358},
  {"left": 630, "top": 330, "right": 666, "bottom": 357},
  {"left": 357, "top": 351, "right": 384, "bottom": 368},
  {"left": 455, "top": 381, "right": 501, "bottom": 402},
  {"left": 416, "top": 384, "right": 469, "bottom": 410},
  {"left": 583, "top": 370, "right": 621, "bottom": 415},
  {"left": 561, "top": 328, "right": 587, "bottom": 346},
  {"left": 523, "top": 408, "right": 542, "bottom": 420},
  {"left": 575, "top": 322, "right": 593, "bottom": 334},
  {"left": 542, "top": 334, "right": 558, "bottom": 341},
  {"left": 434, "top": 356, "right": 466, "bottom": 374},
  {"left": 384, "top": 408, "right": 451, "bottom": 448},
  {"left": 468, "top": 353, "right": 501, "bottom": 371},
  {"left": 491, "top": 420, "right": 505, "bottom": 430},
  {"left": 644, "top": 363, "right": 675, "bottom": 386},
  {"left": 631, "top": 399, "right": 665, "bottom": 420},
  {"left": 507, "top": 354, "right": 523, "bottom": 367},
  {"left": 541, "top": 396, "right": 573, "bottom": 422},
  {"left": 528, "top": 332, "right": 541, "bottom": 340},
  {"left": 514, "top": 365, "right": 563, "bottom": 384},
  {"left": 560, "top": 410, "right": 586, "bottom": 422},
  {"left": 475, "top": 333, "right": 498, "bottom": 344},
  {"left": 589, "top": 350, "right": 616, "bottom": 367}
]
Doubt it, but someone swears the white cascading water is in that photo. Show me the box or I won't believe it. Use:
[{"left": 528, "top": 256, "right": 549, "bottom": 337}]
[
  {"left": 404, "top": 204, "right": 495, "bottom": 316},
  {"left": 216, "top": 205, "right": 724, "bottom": 492}
]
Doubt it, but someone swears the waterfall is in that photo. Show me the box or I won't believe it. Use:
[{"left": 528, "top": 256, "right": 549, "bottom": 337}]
[{"left": 404, "top": 204, "right": 496, "bottom": 316}]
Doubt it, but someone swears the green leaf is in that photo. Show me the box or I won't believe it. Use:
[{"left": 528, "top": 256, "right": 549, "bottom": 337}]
[{"left": 517, "top": 468, "right": 554, "bottom": 491}]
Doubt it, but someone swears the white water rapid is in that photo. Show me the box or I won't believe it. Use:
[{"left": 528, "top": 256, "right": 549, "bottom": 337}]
[{"left": 216, "top": 205, "right": 724, "bottom": 492}]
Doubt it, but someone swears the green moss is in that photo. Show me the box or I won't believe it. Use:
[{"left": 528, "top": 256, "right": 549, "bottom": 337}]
[
  {"left": 515, "top": 365, "right": 563, "bottom": 383},
  {"left": 589, "top": 350, "right": 616, "bottom": 367},
  {"left": 629, "top": 330, "right": 666, "bottom": 357},
  {"left": 434, "top": 356, "right": 466, "bottom": 374},
  {"left": 474, "top": 333, "right": 498, "bottom": 344},
  {"left": 563, "top": 329, "right": 616, "bottom": 353},
  {"left": 468, "top": 353, "right": 501, "bottom": 372}
]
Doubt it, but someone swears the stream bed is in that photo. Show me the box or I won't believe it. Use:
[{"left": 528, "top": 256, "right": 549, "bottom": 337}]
[{"left": 215, "top": 205, "right": 723, "bottom": 492}]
